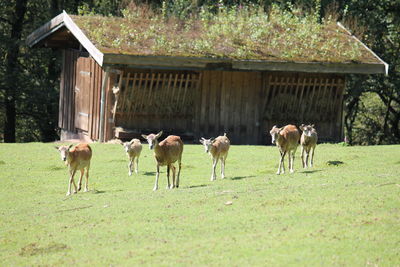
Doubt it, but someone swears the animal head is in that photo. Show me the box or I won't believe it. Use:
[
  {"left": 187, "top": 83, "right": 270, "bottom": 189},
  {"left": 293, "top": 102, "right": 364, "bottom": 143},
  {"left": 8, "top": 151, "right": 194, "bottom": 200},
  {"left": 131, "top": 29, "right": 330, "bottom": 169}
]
[
  {"left": 199, "top": 137, "right": 215, "bottom": 153},
  {"left": 269, "top": 125, "right": 283, "bottom": 145},
  {"left": 54, "top": 144, "right": 73, "bottom": 161},
  {"left": 141, "top": 131, "right": 163, "bottom": 150},
  {"left": 122, "top": 140, "right": 134, "bottom": 153},
  {"left": 300, "top": 124, "right": 315, "bottom": 137}
]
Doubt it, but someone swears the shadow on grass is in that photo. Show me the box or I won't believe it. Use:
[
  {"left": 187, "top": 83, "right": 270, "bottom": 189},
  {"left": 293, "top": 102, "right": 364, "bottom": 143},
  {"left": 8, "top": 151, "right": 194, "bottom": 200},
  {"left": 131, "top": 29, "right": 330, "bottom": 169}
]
[
  {"left": 143, "top": 171, "right": 156, "bottom": 176},
  {"left": 184, "top": 184, "right": 208, "bottom": 189},
  {"left": 47, "top": 166, "right": 64, "bottom": 171},
  {"left": 0, "top": 160, "right": 5, "bottom": 165},
  {"left": 300, "top": 169, "right": 322, "bottom": 174},
  {"left": 326, "top": 160, "right": 344, "bottom": 166},
  {"left": 230, "top": 175, "right": 255, "bottom": 181}
]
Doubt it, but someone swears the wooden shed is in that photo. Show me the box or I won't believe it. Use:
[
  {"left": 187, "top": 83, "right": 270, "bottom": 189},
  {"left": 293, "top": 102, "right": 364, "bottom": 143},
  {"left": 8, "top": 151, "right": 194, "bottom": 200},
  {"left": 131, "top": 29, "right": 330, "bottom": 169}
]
[{"left": 27, "top": 11, "right": 388, "bottom": 144}]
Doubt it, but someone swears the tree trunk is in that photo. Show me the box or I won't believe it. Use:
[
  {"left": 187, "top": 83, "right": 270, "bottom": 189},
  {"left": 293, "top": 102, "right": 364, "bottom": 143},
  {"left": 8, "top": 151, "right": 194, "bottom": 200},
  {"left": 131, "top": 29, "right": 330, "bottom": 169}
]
[{"left": 3, "top": 0, "right": 28, "bottom": 142}]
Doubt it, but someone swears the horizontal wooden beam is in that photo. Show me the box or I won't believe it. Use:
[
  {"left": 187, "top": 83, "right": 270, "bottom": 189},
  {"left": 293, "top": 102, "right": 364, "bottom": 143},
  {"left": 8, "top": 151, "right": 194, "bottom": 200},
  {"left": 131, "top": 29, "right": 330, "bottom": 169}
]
[{"left": 103, "top": 54, "right": 387, "bottom": 74}]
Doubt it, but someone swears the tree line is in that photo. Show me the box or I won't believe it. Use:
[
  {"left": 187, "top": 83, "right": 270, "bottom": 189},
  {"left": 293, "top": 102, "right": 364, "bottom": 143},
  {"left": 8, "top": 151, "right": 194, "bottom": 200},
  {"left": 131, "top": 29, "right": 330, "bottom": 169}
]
[{"left": 0, "top": 0, "right": 399, "bottom": 144}]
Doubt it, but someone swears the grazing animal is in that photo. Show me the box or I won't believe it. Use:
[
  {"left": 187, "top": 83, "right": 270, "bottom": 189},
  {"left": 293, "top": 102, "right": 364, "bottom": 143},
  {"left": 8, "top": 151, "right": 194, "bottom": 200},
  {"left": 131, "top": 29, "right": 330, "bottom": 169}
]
[
  {"left": 269, "top": 125, "right": 300, "bottom": 174},
  {"left": 55, "top": 143, "right": 92, "bottom": 196},
  {"left": 299, "top": 124, "right": 318, "bottom": 168},
  {"left": 122, "top": 138, "right": 142, "bottom": 175},
  {"left": 141, "top": 131, "right": 184, "bottom": 191},
  {"left": 199, "top": 133, "right": 230, "bottom": 181}
]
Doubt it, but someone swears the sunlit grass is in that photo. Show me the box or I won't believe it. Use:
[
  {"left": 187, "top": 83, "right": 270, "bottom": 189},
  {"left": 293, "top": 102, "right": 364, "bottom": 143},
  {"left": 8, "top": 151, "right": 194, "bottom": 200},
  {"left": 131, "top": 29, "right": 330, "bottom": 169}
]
[{"left": 0, "top": 143, "right": 399, "bottom": 265}]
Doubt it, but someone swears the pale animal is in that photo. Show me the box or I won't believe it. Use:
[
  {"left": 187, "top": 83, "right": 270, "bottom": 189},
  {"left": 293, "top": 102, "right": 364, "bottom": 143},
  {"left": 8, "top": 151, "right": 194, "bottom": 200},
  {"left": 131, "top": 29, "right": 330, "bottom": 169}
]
[
  {"left": 122, "top": 138, "right": 142, "bottom": 175},
  {"left": 269, "top": 125, "right": 300, "bottom": 174},
  {"left": 55, "top": 143, "right": 92, "bottom": 195},
  {"left": 299, "top": 124, "right": 318, "bottom": 168},
  {"left": 199, "top": 133, "right": 230, "bottom": 181},
  {"left": 141, "top": 131, "right": 184, "bottom": 191}
]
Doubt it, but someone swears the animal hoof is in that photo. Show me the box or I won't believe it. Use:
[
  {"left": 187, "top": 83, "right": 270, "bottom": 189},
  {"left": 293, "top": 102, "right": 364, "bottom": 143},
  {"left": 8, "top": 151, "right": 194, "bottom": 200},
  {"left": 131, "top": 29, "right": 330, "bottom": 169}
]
[
  {"left": 153, "top": 187, "right": 158, "bottom": 191},
  {"left": 66, "top": 192, "right": 71, "bottom": 196},
  {"left": 84, "top": 189, "right": 88, "bottom": 192},
  {"left": 169, "top": 185, "right": 175, "bottom": 189},
  {"left": 276, "top": 172, "right": 281, "bottom": 175},
  {"left": 129, "top": 172, "right": 132, "bottom": 176},
  {"left": 290, "top": 170, "right": 294, "bottom": 173},
  {"left": 135, "top": 170, "right": 138, "bottom": 174}
]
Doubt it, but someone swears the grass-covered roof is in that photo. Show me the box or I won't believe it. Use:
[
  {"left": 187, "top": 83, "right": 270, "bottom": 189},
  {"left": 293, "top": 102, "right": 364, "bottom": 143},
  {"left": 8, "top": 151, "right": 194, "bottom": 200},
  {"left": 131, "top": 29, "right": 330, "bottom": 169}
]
[{"left": 69, "top": 5, "right": 380, "bottom": 64}]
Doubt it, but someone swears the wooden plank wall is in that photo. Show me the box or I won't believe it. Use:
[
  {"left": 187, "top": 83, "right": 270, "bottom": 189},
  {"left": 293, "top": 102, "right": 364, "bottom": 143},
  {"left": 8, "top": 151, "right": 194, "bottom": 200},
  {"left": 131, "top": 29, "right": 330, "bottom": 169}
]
[
  {"left": 197, "top": 71, "right": 263, "bottom": 145},
  {"left": 197, "top": 71, "right": 345, "bottom": 145},
  {"left": 58, "top": 49, "right": 78, "bottom": 132},
  {"left": 58, "top": 49, "right": 103, "bottom": 141}
]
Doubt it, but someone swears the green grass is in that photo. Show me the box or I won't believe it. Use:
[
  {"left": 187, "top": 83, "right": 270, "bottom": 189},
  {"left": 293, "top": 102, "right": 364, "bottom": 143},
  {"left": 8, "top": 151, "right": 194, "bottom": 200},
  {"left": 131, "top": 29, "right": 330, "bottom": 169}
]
[
  {"left": 71, "top": 4, "right": 379, "bottom": 64},
  {"left": 1, "top": 143, "right": 399, "bottom": 266}
]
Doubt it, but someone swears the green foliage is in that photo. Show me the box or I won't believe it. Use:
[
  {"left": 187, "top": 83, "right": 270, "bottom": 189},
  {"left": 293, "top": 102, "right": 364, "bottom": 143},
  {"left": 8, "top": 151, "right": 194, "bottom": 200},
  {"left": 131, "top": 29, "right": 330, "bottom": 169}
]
[
  {"left": 74, "top": 3, "right": 365, "bottom": 62},
  {"left": 1, "top": 143, "right": 400, "bottom": 265}
]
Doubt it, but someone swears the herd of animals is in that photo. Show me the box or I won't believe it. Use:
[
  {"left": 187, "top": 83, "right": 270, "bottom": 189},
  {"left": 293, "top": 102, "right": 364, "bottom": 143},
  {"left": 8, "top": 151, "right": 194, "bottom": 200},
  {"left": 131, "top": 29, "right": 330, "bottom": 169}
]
[{"left": 55, "top": 124, "right": 318, "bottom": 196}]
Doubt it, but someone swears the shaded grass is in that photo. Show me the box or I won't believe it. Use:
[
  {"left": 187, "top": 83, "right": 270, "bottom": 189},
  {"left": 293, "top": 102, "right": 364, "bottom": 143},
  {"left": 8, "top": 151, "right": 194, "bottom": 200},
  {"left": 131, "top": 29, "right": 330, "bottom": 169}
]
[{"left": 0, "top": 143, "right": 399, "bottom": 266}]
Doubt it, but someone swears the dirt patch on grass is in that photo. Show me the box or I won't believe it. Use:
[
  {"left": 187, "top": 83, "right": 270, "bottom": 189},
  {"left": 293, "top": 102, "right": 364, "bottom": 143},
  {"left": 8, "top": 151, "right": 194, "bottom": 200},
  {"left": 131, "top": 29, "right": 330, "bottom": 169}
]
[{"left": 19, "top": 242, "right": 69, "bottom": 256}]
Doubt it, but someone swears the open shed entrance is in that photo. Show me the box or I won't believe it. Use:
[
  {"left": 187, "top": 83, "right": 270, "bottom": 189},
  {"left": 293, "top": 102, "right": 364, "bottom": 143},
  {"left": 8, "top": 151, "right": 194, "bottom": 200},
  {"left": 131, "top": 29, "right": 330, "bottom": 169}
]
[{"left": 114, "top": 69, "right": 201, "bottom": 140}]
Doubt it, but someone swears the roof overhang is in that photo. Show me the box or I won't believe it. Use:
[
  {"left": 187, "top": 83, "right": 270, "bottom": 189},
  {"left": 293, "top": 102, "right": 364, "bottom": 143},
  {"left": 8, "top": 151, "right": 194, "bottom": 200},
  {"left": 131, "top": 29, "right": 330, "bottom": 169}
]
[
  {"left": 103, "top": 54, "right": 387, "bottom": 74},
  {"left": 26, "top": 11, "right": 104, "bottom": 66}
]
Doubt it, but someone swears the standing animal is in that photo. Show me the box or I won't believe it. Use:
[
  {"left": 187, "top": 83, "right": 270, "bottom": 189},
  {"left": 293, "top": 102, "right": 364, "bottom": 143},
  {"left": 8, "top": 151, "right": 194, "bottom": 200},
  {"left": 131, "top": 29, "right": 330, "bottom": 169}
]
[
  {"left": 269, "top": 125, "right": 300, "bottom": 174},
  {"left": 299, "top": 124, "right": 318, "bottom": 168},
  {"left": 54, "top": 143, "right": 92, "bottom": 196},
  {"left": 199, "top": 133, "right": 230, "bottom": 181},
  {"left": 141, "top": 131, "right": 183, "bottom": 191},
  {"left": 121, "top": 138, "right": 142, "bottom": 175}
]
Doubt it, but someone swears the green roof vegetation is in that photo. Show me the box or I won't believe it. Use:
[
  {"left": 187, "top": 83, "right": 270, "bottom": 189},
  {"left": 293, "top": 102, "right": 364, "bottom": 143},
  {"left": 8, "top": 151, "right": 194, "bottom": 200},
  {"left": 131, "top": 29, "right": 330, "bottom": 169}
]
[{"left": 71, "top": 5, "right": 379, "bottom": 64}]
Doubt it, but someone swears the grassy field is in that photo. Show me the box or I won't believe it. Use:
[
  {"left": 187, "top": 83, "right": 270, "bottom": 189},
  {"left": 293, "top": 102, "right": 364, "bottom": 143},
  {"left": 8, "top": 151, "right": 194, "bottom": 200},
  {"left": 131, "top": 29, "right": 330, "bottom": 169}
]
[{"left": 0, "top": 142, "right": 399, "bottom": 266}]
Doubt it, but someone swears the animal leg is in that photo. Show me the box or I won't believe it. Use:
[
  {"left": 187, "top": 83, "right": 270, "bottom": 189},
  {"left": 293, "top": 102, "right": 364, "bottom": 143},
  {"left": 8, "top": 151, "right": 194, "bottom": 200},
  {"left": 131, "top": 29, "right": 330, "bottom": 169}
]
[
  {"left": 176, "top": 159, "right": 181, "bottom": 188},
  {"left": 221, "top": 157, "right": 226, "bottom": 179},
  {"left": 211, "top": 157, "right": 218, "bottom": 181},
  {"left": 301, "top": 146, "right": 306, "bottom": 168},
  {"left": 166, "top": 165, "right": 171, "bottom": 189},
  {"left": 84, "top": 167, "right": 89, "bottom": 192},
  {"left": 135, "top": 157, "right": 139, "bottom": 174},
  {"left": 128, "top": 159, "right": 133, "bottom": 176},
  {"left": 153, "top": 164, "right": 160, "bottom": 191},
  {"left": 310, "top": 146, "right": 315, "bottom": 167},
  {"left": 67, "top": 169, "right": 77, "bottom": 196},
  {"left": 78, "top": 169, "right": 84, "bottom": 191},
  {"left": 290, "top": 150, "right": 295, "bottom": 173},
  {"left": 277, "top": 151, "right": 286, "bottom": 175},
  {"left": 170, "top": 165, "right": 176, "bottom": 189}
]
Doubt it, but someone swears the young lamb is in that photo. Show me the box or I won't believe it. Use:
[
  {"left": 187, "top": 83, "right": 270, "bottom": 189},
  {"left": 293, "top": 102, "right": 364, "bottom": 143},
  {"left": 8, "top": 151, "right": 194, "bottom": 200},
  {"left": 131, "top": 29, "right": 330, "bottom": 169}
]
[
  {"left": 299, "top": 124, "right": 318, "bottom": 168},
  {"left": 142, "top": 131, "right": 184, "bottom": 191},
  {"left": 269, "top": 125, "right": 300, "bottom": 174},
  {"left": 199, "top": 133, "right": 230, "bottom": 181},
  {"left": 55, "top": 143, "right": 92, "bottom": 196},
  {"left": 122, "top": 138, "right": 142, "bottom": 175}
]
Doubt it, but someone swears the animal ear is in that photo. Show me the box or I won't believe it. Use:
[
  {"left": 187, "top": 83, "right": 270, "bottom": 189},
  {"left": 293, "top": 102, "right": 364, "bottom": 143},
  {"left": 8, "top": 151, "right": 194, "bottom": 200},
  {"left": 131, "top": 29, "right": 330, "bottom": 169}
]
[
  {"left": 68, "top": 144, "right": 73, "bottom": 150},
  {"left": 311, "top": 124, "right": 315, "bottom": 128},
  {"left": 278, "top": 127, "right": 284, "bottom": 133},
  {"left": 210, "top": 138, "right": 216, "bottom": 143},
  {"left": 54, "top": 146, "right": 59, "bottom": 150},
  {"left": 299, "top": 124, "right": 304, "bottom": 131},
  {"left": 199, "top": 138, "right": 204, "bottom": 144},
  {"left": 141, "top": 134, "right": 148, "bottom": 140},
  {"left": 129, "top": 139, "right": 135, "bottom": 144},
  {"left": 155, "top": 131, "right": 163, "bottom": 139}
]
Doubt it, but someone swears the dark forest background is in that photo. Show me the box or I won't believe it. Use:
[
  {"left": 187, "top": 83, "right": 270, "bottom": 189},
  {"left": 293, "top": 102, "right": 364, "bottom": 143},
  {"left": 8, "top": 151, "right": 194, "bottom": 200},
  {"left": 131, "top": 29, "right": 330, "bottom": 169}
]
[{"left": 1, "top": 0, "right": 399, "bottom": 144}]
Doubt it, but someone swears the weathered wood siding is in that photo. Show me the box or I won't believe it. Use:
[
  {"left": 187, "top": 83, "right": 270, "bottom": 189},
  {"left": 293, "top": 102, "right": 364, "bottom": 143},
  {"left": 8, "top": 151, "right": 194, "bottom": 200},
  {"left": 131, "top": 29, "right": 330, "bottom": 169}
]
[
  {"left": 197, "top": 71, "right": 262, "bottom": 144},
  {"left": 196, "top": 71, "right": 345, "bottom": 144},
  {"left": 59, "top": 49, "right": 103, "bottom": 140}
]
